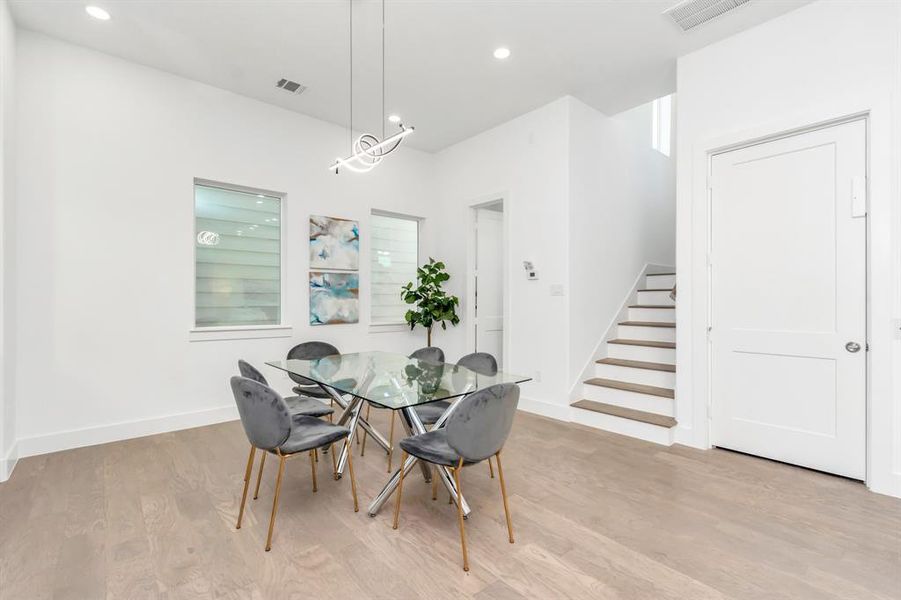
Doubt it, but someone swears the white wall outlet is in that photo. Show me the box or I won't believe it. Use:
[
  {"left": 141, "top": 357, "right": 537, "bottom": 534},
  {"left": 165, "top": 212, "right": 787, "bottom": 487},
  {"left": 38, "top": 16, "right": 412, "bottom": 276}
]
[
  {"left": 533, "top": 370, "right": 542, "bottom": 382},
  {"left": 549, "top": 284, "right": 564, "bottom": 296}
]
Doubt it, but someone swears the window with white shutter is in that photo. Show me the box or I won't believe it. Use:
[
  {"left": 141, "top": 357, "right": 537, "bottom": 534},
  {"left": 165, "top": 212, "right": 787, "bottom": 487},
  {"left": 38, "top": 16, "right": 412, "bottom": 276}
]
[
  {"left": 370, "top": 212, "right": 420, "bottom": 325},
  {"left": 194, "top": 182, "right": 283, "bottom": 328}
]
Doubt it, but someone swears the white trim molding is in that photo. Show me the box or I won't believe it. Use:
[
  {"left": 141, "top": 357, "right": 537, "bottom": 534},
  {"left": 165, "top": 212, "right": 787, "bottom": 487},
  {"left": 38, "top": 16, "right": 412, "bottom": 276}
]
[
  {"left": 0, "top": 441, "right": 18, "bottom": 483},
  {"left": 15, "top": 405, "right": 238, "bottom": 460},
  {"left": 189, "top": 324, "right": 293, "bottom": 342}
]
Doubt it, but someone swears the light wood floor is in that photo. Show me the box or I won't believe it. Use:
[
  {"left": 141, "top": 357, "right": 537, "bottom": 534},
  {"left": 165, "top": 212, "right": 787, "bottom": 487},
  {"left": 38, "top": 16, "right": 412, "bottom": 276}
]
[{"left": 1, "top": 410, "right": 899, "bottom": 600}]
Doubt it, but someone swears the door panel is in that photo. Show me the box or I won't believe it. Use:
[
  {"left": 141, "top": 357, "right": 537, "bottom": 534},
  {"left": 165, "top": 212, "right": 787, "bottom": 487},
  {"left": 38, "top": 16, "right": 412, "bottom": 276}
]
[
  {"left": 711, "top": 119, "right": 866, "bottom": 480},
  {"left": 475, "top": 208, "right": 503, "bottom": 365}
]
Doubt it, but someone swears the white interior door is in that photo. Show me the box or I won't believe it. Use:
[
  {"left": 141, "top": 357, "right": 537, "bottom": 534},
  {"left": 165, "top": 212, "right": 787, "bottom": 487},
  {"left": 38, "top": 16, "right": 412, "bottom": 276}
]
[
  {"left": 710, "top": 119, "right": 867, "bottom": 480},
  {"left": 475, "top": 207, "right": 504, "bottom": 365}
]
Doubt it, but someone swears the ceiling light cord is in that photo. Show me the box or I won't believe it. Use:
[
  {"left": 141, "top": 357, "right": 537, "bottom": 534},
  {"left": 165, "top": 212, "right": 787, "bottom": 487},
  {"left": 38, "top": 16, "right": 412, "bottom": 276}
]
[{"left": 331, "top": 0, "right": 413, "bottom": 174}]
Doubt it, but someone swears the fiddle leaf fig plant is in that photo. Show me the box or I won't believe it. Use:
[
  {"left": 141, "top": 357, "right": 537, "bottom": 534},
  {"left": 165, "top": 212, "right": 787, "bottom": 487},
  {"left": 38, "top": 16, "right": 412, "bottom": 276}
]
[{"left": 400, "top": 258, "right": 460, "bottom": 346}]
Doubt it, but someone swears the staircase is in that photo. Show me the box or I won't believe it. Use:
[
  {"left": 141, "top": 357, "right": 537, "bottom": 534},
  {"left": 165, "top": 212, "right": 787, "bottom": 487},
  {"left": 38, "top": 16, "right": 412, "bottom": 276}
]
[{"left": 571, "top": 272, "right": 677, "bottom": 445}]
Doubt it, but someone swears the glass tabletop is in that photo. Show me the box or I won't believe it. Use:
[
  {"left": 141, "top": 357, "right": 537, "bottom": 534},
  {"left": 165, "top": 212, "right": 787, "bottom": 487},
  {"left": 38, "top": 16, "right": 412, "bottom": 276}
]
[{"left": 266, "top": 351, "right": 530, "bottom": 410}]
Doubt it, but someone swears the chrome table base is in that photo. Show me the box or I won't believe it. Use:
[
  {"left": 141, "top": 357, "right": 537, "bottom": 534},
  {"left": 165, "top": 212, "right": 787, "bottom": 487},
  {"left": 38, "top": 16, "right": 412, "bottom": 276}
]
[{"left": 367, "top": 397, "right": 472, "bottom": 518}]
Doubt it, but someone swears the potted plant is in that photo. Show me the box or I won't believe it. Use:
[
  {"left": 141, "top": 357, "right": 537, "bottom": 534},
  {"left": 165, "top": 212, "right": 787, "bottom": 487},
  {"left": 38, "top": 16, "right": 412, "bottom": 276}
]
[{"left": 400, "top": 258, "right": 460, "bottom": 346}]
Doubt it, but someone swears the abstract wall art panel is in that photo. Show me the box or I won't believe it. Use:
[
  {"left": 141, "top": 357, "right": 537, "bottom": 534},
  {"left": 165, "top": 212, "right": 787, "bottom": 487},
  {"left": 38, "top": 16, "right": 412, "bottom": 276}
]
[
  {"left": 309, "top": 271, "right": 359, "bottom": 325},
  {"left": 310, "top": 215, "right": 359, "bottom": 270}
]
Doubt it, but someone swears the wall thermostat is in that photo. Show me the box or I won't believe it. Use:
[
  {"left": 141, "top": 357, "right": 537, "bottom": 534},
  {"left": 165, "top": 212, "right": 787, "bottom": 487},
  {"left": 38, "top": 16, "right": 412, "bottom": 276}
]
[{"left": 523, "top": 261, "right": 538, "bottom": 280}]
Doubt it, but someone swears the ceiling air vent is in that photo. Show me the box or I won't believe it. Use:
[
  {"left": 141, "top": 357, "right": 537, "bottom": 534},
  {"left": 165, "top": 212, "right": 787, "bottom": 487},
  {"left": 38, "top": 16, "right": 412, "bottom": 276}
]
[
  {"left": 275, "top": 78, "right": 306, "bottom": 95},
  {"left": 664, "top": 0, "right": 751, "bottom": 31}
]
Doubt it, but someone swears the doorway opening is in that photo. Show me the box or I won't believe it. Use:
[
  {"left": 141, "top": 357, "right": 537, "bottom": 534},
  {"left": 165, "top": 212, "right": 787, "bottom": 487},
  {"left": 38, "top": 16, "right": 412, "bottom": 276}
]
[{"left": 468, "top": 199, "right": 505, "bottom": 368}]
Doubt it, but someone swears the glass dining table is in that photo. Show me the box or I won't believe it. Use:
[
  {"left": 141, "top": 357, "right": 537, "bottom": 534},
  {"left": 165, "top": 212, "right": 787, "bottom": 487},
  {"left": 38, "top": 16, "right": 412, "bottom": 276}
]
[{"left": 266, "top": 351, "right": 530, "bottom": 517}]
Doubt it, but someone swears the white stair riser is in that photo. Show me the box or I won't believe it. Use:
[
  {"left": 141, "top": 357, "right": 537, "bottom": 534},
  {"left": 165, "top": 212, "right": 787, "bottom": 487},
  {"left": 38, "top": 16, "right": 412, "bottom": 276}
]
[
  {"left": 637, "top": 290, "right": 675, "bottom": 306},
  {"left": 581, "top": 384, "right": 674, "bottom": 416},
  {"left": 570, "top": 408, "right": 675, "bottom": 446},
  {"left": 607, "top": 343, "right": 676, "bottom": 363},
  {"left": 617, "top": 324, "right": 676, "bottom": 343},
  {"left": 594, "top": 363, "right": 676, "bottom": 388},
  {"left": 628, "top": 307, "right": 675, "bottom": 322},
  {"left": 645, "top": 274, "right": 676, "bottom": 288}
]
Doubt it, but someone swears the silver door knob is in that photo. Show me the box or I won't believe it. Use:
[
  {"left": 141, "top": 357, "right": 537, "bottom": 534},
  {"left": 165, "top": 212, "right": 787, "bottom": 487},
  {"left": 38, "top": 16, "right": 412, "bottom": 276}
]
[{"left": 845, "top": 342, "right": 861, "bottom": 353}]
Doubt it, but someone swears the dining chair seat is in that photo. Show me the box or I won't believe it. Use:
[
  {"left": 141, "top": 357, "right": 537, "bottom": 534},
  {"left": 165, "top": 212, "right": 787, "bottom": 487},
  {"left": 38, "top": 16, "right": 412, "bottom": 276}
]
[
  {"left": 285, "top": 396, "right": 333, "bottom": 418},
  {"left": 279, "top": 415, "right": 351, "bottom": 454},
  {"left": 399, "top": 429, "right": 477, "bottom": 468},
  {"left": 291, "top": 378, "right": 356, "bottom": 399},
  {"left": 413, "top": 400, "right": 450, "bottom": 425}
]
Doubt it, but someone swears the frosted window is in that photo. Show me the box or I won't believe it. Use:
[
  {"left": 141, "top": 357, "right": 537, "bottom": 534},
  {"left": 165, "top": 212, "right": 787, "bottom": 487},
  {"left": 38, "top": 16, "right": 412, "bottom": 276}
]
[
  {"left": 370, "top": 213, "right": 420, "bottom": 325},
  {"left": 194, "top": 183, "right": 282, "bottom": 327}
]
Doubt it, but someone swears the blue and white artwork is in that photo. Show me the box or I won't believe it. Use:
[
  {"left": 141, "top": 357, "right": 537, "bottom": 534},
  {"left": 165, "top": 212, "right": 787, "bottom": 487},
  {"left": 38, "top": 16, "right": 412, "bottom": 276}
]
[
  {"left": 309, "top": 271, "right": 359, "bottom": 325},
  {"left": 310, "top": 215, "right": 359, "bottom": 270}
]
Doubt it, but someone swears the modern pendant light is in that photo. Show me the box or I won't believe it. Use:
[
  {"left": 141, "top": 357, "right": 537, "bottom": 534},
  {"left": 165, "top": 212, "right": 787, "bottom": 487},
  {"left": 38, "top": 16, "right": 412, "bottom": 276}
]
[{"left": 330, "top": 0, "right": 414, "bottom": 174}]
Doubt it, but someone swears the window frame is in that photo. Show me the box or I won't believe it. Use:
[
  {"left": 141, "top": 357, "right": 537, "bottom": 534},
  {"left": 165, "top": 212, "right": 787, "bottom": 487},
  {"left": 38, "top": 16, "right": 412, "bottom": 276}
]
[
  {"left": 189, "top": 178, "right": 291, "bottom": 342},
  {"left": 368, "top": 209, "right": 423, "bottom": 331},
  {"left": 652, "top": 94, "right": 673, "bottom": 158}
]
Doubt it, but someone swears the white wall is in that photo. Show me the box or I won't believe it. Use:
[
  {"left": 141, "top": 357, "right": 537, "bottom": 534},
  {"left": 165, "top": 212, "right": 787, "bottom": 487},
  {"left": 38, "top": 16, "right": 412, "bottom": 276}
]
[
  {"left": 675, "top": 0, "right": 901, "bottom": 497},
  {"left": 434, "top": 98, "right": 572, "bottom": 417},
  {"left": 0, "top": 0, "right": 15, "bottom": 480},
  {"left": 12, "top": 31, "right": 439, "bottom": 458},
  {"left": 434, "top": 96, "right": 675, "bottom": 416},
  {"left": 568, "top": 97, "right": 675, "bottom": 387}
]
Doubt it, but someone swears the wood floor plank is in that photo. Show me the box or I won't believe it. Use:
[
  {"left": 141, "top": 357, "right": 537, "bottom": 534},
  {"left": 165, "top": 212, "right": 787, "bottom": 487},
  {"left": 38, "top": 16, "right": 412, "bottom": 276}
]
[{"left": 0, "top": 411, "right": 898, "bottom": 600}]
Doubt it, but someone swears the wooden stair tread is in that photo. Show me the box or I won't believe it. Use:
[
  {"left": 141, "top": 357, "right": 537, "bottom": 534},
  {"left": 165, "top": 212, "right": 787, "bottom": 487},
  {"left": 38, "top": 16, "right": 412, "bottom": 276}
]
[
  {"left": 619, "top": 321, "right": 676, "bottom": 328},
  {"left": 571, "top": 400, "right": 677, "bottom": 428},
  {"left": 596, "top": 358, "right": 676, "bottom": 372},
  {"left": 608, "top": 339, "right": 676, "bottom": 349},
  {"left": 638, "top": 288, "right": 673, "bottom": 292},
  {"left": 585, "top": 378, "right": 674, "bottom": 398},
  {"left": 628, "top": 305, "right": 675, "bottom": 309},
  {"left": 646, "top": 272, "right": 676, "bottom": 276}
]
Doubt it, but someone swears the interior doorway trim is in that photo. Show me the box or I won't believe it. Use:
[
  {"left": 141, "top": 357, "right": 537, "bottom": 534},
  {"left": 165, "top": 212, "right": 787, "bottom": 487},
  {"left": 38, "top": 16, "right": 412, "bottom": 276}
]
[
  {"left": 679, "top": 91, "right": 900, "bottom": 497},
  {"left": 465, "top": 192, "right": 510, "bottom": 372}
]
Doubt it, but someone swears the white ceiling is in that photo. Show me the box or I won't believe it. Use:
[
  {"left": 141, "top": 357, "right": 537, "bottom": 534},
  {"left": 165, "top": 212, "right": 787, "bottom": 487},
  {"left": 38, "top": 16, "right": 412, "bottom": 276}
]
[{"left": 9, "top": 0, "right": 809, "bottom": 152}]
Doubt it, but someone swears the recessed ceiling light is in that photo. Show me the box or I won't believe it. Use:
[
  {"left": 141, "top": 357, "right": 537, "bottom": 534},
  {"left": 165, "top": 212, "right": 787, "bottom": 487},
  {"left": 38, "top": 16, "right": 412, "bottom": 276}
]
[
  {"left": 388, "top": 114, "right": 401, "bottom": 124},
  {"left": 493, "top": 47, "right": 511, "bottom": 60},
  {"left": 85, "top": 6, "right": 111, "bottom": 20}
]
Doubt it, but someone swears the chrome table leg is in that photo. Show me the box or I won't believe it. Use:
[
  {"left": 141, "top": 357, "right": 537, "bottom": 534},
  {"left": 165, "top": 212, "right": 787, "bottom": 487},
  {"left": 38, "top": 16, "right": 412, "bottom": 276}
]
[{"left": 367, "top": 403, "right": 471, "bottom": 517}]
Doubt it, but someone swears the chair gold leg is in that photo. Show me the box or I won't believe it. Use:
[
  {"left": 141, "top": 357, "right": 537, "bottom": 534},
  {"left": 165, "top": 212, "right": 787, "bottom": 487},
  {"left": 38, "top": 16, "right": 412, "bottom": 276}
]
[
  {"left": 392, "top": 450, "right": 408, "bottom": 529},
  {"left": 453, "top": 458, "right": 470, "bottom": 571},
  {"left": 314, "top": 448, "right": 319, "bottom": 463},
  {"left": 360, "top": 404, "right": 371, "bottom": 456},
  {"left": 432, "top": 466, "right": 439, "bottom": 501},
  {"left": 236, "top": 445, "right": 256, "bottom": 529},
  {"left": 488, "top": 456, "right": 495, "bottom": 479},
  {"left": 265, "top": 454, "right": 287, "bottom": 551},
  {"left": 309, "top": 450, "right": 318, "bottom": 493},
  {"left": 253, "top": 451, "right": 266, "bottom": 500},
  {"left": 386, "top": 411, "right": 396, "bottom": 473},
  {"left": 330, "top": 442, "right": 338, "bottom": 479},
  {"left": 495, "top": 450, "right": 514, "bottom": 544},
  {"left": 345, "top": 438, "right": 359, "bottom": 512}
]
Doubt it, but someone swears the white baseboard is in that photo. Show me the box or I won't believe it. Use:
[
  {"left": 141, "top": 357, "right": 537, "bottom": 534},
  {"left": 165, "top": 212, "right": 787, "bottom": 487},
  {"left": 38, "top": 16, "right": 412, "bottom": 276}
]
[
  {"left": 0, "top": 440, "right": 19, "bottom": 483},
  {"left": 868, "top": 470, "right": 901, "bottom": 499},
  {"left": 517, "top": 396, "right": 570, "bottom": 422},
  {"left": 15, "top": 405, "right": 239, "bottom": 460}
]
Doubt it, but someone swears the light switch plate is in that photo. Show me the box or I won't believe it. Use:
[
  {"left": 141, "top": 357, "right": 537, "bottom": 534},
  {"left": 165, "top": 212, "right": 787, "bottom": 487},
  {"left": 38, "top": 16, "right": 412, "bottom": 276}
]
[{"left": 550, "top": 284, "right": 565, "bottom": 296}]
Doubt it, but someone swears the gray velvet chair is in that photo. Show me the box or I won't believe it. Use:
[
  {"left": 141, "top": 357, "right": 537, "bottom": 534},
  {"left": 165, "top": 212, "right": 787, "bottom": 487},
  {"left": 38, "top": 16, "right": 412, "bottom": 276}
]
[
  {"left": 392, "top": 382, "right": 519, "bottom": 571},
  {"left": 286, "top": 341, "right": 355, "bottom": 398},
  {"left": 230, "top": 376, "right": 359, "bottom": 551},
  {"left": 238, "top": 360, "right": 336, "bottom": 503}
]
